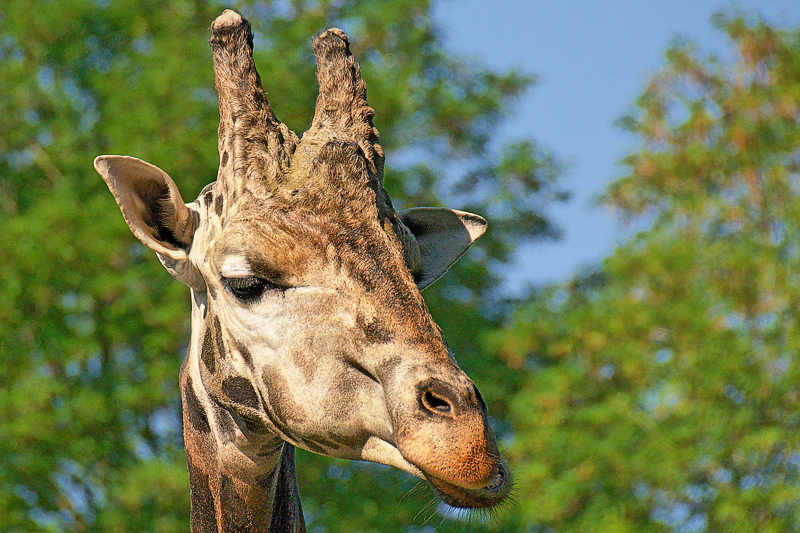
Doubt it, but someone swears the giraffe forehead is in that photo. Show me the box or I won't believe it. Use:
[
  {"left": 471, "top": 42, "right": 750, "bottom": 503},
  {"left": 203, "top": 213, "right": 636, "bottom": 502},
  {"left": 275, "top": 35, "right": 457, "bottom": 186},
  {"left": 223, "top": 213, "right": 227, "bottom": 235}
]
[
  {"left": 210, "top": 218, "right": 313, "bottom": 276},
  {"left": 210, "top": 209, "right": 407, "bottom": 277}
]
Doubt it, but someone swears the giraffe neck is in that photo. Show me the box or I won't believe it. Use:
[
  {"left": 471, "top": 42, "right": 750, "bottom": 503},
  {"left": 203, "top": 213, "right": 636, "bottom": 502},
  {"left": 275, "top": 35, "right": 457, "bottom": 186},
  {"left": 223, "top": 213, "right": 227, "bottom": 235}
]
[
  {"left": 180, "top": 290, "right": 306, "bottom": 533},
  {"left": 181, "top": 369, "right": 306, "bottom": 533}
]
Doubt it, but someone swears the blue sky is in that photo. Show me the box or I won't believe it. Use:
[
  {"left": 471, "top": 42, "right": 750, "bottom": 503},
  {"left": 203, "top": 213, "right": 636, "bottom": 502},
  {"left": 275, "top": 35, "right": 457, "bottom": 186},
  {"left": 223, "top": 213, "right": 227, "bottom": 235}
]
[{"left": 433, "top": 0, "right": 799, "bottom": 291}]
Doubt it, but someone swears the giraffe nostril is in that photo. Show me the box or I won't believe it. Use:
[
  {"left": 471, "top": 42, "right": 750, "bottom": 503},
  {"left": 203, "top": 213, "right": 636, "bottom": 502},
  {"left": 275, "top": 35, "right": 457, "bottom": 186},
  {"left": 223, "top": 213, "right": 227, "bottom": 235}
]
[
  {"left": 422, "top": 390, "right": 452, "bottom": 414},
  {"left": 416, "top": 379, "right": 464, "bottom": 418}
]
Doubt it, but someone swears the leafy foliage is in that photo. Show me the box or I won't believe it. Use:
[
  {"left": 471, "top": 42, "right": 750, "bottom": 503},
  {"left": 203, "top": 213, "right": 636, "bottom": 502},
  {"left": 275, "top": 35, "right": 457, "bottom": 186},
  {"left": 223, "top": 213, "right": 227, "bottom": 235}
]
[
  {"left": 0, "top": 0, "right": 563, "bottom": 531},
  {"left": 491, "top": 12, "right": 800, "bottom": 533}
]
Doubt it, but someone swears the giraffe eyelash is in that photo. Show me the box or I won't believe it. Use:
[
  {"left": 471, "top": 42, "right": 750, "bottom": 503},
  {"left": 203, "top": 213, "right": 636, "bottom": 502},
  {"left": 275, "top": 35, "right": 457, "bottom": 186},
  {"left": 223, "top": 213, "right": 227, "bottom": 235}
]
[{"left": 221, "top": 275, "right": 284, "bottom": 303}]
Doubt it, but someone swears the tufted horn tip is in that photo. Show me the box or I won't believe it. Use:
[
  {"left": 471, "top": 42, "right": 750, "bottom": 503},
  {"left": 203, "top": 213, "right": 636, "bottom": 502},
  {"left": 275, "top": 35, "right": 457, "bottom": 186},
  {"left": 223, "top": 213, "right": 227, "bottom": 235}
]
[
  {"left": 312, "top": 27, "right": 358, "bottom": 112},
  {"left": 208, "top": 9, "right": 298, "bottom": 192},
  {"left": 209, "top": 9, "right": 253, "bottom": 52},
  {"left": 211, "top": 9, "right": 247, "bottom": 34},
  {"left": 313, "top": 27, "right": 350, "bottom": 51},
  {"left": 309, "top": 26, "right": 382, "bottom": 173}
]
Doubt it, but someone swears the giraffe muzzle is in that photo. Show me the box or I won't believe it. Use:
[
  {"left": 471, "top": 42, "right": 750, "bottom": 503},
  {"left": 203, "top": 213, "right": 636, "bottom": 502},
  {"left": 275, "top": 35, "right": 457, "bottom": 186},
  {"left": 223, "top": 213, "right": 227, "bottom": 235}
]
[
  {"left": 425, "top": 460, "right": 512, "bottom": 509},
  {"left": 384, "top": 374, "right": 513, "bottom": 508}
]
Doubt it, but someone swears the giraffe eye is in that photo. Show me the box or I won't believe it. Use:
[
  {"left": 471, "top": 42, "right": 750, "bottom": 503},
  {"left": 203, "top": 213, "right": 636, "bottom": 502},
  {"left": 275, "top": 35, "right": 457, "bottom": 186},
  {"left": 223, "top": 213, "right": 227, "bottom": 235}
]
[{"left": 223, "top": 276, "right": 271, "bottom": 303}]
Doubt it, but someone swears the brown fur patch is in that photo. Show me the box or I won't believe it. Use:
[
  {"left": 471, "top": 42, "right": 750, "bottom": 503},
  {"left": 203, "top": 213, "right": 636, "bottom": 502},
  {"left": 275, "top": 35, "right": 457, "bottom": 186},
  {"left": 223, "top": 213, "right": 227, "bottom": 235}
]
[
  {"left": 184, "top": 376, "right": 211, "bottom": 434},
  {"left": 232, "top": 338, "right": 253, "bottom": 366},
  {"left": 219, "top": 475, "right": 251, "bottom": 531},
  {"left": 213, "top": 404, "right": 238, "bottom": 442},
  {"left": 212, "top": 316, "right": 226, "bottom": 358},
  {"left": 261, "top": 366, "right": 307, "bottom": 426},
  {"left": 222, "top": 376, "right": 261, "bottom": 411},
  {"left": 289, "top": 348, "right": 315, "bottom": 382},
  {"left": 201, "top": 324, "right": 216, "bottom": 373},
  {"left": 187, "top": 459, "right": 217, "bottom": 533},
  {"left": 356, "top": 313, "right": 393, "bottom": 344}
]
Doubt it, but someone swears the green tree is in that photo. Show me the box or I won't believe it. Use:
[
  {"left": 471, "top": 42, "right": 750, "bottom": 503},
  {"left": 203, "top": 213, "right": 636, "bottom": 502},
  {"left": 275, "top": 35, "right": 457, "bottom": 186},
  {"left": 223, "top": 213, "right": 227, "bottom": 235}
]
[
  {"left": 0, "top": 0, "right": 564, "bottom": 531},
  {"left": 491, "top": 12, "right": 800, "bottom": 533}
]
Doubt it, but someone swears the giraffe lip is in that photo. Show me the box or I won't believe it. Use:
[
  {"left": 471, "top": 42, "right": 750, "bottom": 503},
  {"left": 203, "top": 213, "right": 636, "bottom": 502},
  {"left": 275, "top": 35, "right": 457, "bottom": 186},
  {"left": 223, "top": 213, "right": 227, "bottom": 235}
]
[
  {"left": 360, "top": 437, "right": 511, "bottom": 508},
  {"left": 423, "top": 465, "right": 511, "bottom": 509},
  {"left": 483, "top": 470, "right": 506, "bottom": 491}
]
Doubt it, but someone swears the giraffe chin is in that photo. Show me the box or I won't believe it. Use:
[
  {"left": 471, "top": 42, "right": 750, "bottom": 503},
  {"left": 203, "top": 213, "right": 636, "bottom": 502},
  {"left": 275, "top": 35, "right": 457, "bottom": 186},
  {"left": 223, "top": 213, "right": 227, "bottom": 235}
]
[
  {"left": 360, "top": 437, "right": 511, "bottom": 509},
  {"left": 423, "top": 463, "right": 511, "bottom": 509}
]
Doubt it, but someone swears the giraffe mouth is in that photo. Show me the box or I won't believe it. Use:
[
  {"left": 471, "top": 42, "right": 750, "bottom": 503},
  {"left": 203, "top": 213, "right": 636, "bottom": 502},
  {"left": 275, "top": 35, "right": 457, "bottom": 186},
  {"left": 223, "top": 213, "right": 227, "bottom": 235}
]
[
  {"left": 360, "top": 437, "right": 511, "bottom": 508},
  {"left": 423, "top": 463, "right": 511, "bottom": 509}
]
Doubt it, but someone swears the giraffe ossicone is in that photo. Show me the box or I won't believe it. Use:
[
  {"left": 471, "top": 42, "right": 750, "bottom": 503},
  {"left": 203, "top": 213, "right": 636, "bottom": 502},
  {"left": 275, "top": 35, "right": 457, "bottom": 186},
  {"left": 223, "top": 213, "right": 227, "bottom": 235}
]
[{"left": 96, "top": 9, "right": 511, "bottom": 530}]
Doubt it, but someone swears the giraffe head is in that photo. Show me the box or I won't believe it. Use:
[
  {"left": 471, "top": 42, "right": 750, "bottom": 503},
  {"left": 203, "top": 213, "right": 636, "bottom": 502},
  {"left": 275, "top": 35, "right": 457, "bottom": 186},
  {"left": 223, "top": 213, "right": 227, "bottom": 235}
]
[{"left": 95, "top": 10, "right": 510, "bottom": 510}]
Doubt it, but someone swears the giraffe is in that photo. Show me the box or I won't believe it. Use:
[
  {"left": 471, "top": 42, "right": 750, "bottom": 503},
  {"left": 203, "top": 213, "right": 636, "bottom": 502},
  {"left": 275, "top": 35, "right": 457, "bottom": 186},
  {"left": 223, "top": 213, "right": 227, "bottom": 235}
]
[{"left": 95, "top": 9, "right": 511, "bottom": 532}]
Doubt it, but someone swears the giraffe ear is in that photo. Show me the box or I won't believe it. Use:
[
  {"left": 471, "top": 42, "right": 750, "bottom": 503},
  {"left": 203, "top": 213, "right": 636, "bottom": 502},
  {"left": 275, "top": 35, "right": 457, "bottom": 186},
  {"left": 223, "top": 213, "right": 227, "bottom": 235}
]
[
  {"left": 399, "top": 207, "right": 487, "bottom": 290},
  {"left": 95, "top": 155, "right": 201, "bottom": 287}
]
